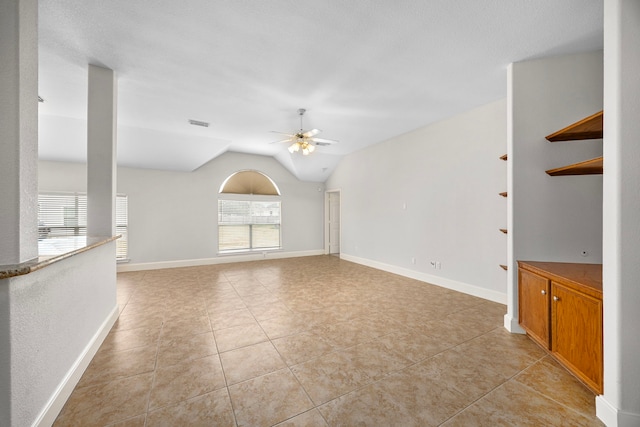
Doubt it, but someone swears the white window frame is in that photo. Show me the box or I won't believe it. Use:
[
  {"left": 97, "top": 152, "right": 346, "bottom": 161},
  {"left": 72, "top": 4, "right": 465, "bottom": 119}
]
[{"left": 217, "top": 194, "right": 282, "bottom": 254}]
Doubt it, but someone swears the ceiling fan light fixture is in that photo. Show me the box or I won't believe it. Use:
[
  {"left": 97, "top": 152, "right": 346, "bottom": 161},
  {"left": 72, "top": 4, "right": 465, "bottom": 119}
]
[
  {"left": 273, "top": 108, "right": 337, "bottom": 156},
  {"left": 289, "top": 139, "right": 315, "bottom": 155}
]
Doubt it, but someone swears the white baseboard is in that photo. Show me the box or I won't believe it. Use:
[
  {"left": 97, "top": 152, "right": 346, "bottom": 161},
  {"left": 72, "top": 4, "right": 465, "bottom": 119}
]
[
  {"left": 340, "top": 253, "right": 507, "bottom": 304},
  {"left": 504, "top": 313, "right": 526, "bottom": 334},
  {"left": 33, "top": 305, "right": 119, "bottom": 427},
  {"left": 596, "top": 395, "right": 640, "bottom": 427},
  {"left": 117, "top": 250, "right": 325, "bottom": 272}
]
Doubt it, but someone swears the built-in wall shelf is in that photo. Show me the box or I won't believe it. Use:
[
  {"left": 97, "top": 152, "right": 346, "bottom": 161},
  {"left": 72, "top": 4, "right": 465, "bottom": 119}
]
[
  {"left": 499, "top": 192, "right": 508, "bottom": 198},
  {"left": 546, "top": 156, "right": 603, "bottom": 176},
  {"left": 544, "top": 111, "right": 604, "bottom": 176},
  {"left": 500, "top": 154, "right": 508, "bottom": 161},
  {"left": 500, "top": 264, "right": 508, "bottom": 271},
  {"left": 545, "top": 111, "right": 603, "bottom": 142},
  {"left": 500, "top": 228, "right": 508, "bottom": 234}
]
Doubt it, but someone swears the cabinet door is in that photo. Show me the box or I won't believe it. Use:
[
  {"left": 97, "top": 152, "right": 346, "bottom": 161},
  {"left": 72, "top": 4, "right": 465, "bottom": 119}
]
[
  {"left": 551, "top": 282, "right": 603, "bottom": 394},
  {"left": 518, "top": 268, "right": 550, "bottom": 349}
]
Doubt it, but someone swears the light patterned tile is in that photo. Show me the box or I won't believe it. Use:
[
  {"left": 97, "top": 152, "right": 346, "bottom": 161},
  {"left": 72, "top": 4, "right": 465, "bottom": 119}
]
[
  {"left": 214, "top": 322, "right": 269, "bottom": 352},
  {"left": 105, "top": 414, "right": 146, "bottom": 427},
  {"left": 149, "top": 355, "right": 226, "bottom": 410},
  {"left": 99, "top": 326, "right": 161, "bottom": 353},
  {"left": 290, "top": 350, "right": 372, "bottom": 405},
  {"left": 220, "top": 341, "right": 287, "bottom": 385},
  {"left": 318, "top": 382, "right": 419, "bottom": 427},
  {"left": 273, "top": 409, "right": 328, "bottom": 426},
  {"left": 156, "top": 332, "right": 217, "bottom": 368},
  {"left": 55, "top": 257, "right": 600, "bottom": 427},
  {"left": 375, "top": 368, "right": 471, "bottom": 426},
  {"left": 515, "top": 356, "right": 599, "bottom": 418},
  {"left": 208, "top": 307, "right": 256, "bottom": 330},
  {"left": 342, "top": 339, "right": 412, "bottom": 380},
  {"left": 259, "top": 315, "right": 313, "bottom": 339},
  {"left": 411, "top": 347, "right": 509, "bottom": 399},
  {"left": 441, "top": 381, "right": 604, "bottom": 427},
  {"left": 248, "top": 302, "right": 294, "bottom": 321},
  {"left": 77, "top": 345, "right": 157, "bottom": 388},
  {"left": 376, "top": 329, "right": 454, "bottom": 363},
  {"left": 54, "top": 373, "right": 153, "bottom": 426},
  {"left": 112, "top": 311, "right": 164, "bottom": 331},
  {"left": 146, "top": 388, "right": 235, "bottom": 427},
  {"left": 272, "top": 331, "right": 335, "bottom": 366},
  {"left": 229, "top": 369, "right": 313, "bottom": 427}
]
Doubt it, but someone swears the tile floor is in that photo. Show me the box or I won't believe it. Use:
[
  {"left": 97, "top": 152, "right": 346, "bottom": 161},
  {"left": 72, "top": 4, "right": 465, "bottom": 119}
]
[{"left": 53, "top": 255, "right": 604, "bottom": 426}]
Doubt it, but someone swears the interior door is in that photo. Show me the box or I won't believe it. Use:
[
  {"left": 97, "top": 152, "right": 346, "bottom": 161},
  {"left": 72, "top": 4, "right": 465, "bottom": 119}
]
[{"left": 328, "top": 192, "right": 340, "bottom": 254}]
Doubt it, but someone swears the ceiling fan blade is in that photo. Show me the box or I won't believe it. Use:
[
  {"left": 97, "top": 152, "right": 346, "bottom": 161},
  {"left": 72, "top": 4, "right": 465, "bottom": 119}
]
[
  {"left": 311, "top": 137, "right": 338, "bottom": 145},
  {"left": 270, "top": 130, "right": 296, "bottom": 137},
  {"left": 269, "top": 138, "right": 294, "bottom": 144},
  {"left": 302, "top": 128, "right": 321, "bottom": 138}
]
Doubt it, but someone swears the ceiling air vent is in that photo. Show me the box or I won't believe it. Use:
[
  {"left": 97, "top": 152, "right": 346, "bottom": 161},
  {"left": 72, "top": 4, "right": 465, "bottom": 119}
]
[{"left": 188, "top": 119, "right": 209, "bottom": 127}]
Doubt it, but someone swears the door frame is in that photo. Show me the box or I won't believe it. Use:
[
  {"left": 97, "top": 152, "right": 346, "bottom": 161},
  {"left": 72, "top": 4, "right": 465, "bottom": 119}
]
[{"left": 324, "top": 189, "right": 341, "bottom": 255}]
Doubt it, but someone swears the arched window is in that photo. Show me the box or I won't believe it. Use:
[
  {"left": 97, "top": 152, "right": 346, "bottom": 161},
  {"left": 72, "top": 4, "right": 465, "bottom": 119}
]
[
  {"left": 218, "top": 170, "right": 281, "bottom": 252},
  {"left": 219, "top": 170, "right": 281, "bottom": 195}
]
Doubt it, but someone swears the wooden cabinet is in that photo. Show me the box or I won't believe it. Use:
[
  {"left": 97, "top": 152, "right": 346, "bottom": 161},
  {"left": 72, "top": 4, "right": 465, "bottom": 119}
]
[
  {"left": 518, "top": 268, "right": 550, "bottom": 349},
  {"left": 551, "top": 281, "right": 603, "bottom": 394},
  {"left": 518, "top": 261, "right": 603, "bottom": 394}
]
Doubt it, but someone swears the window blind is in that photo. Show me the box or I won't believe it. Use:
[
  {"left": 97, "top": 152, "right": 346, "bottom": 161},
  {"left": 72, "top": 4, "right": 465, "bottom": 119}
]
[
  {"left": 218, "top": 200, "right": 281, "bottom": 252},
  {"left": 38, "top": 192, "right": 128, "bottom": 260}
]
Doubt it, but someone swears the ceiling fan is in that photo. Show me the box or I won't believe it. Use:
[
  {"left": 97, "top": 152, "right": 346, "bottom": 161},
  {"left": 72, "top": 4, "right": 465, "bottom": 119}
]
[{"left": 271, "top": 108, "right": 338, "bottom": 155}]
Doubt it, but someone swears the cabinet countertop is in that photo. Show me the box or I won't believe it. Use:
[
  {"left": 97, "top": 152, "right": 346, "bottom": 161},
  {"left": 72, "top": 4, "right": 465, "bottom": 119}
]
[{"left": 518, "top": 261, "right": 602, "bottom": 296}]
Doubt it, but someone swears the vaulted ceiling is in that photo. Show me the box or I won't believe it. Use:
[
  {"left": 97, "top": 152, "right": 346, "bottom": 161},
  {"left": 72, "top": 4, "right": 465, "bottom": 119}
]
[{"left": 38, "top": 1, "right": 603, "bottom": 182}]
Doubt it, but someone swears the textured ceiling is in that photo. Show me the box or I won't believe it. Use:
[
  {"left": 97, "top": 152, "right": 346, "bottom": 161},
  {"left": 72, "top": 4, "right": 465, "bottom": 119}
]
[{"left": 37, "top": 1, "right": 603, "bottom": 182}]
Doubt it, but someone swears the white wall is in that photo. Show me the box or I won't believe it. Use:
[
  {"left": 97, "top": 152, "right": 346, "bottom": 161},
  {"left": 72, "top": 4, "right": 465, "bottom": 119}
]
[
  {"left": 0, "top": 0, "right": 39, "bottom": 265},
  {"left": 0, "top": 242, "right": 118, "bottom": 427},
  {"left": 598, "top": 0, "right": 640, "bottom": 424},
  {"left": 39, "top": 151, "right": 325, "bottom": 266},
  {"left": 506, "top": 51, "right": 603, "bottom": 330},
  {"left": 326, "top": 99, "right": 507, "bottom": 302}
]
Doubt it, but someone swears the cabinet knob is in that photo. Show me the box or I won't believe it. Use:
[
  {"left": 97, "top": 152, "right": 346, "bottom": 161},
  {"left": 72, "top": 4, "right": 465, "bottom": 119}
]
[
  {"left": 553, "top": 296, "right": 560, "bottom": 301},
  {"left": 541, "top": 290, "right": 546, "bottom": 295}
]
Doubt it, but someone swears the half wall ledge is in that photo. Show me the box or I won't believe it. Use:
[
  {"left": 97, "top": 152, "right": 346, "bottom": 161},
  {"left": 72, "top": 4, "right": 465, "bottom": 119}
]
[{"left": 0, "top": 235, "right": 121, "bottom": 279}]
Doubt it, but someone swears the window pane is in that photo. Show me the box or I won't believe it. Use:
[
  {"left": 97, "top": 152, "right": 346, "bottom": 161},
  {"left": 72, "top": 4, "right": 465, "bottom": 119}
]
[
  {"left": 38, "top": 192, "right": 128, "bottom": 260},
  {"left": 219, "top": 200, "right": 251, "bottom": 224},
  {"left": 251, "top": 224, "right": 280, "bottom": 249},
  {"left": 219, "top": 224, "right": 251, "bottom": 250},
  {"left": 115, "top": 196, "right": 128, "bottom": 259},
  {"left": 251, "top": 201, "right": 281, "bottom": 224},
  {"left": 218, "top": 199, "right": 281, "bottom": 252}
]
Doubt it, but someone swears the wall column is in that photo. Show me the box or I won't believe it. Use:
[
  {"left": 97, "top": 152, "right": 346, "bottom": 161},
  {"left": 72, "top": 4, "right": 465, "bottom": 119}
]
[
  {"left": 598, "top": 0, "right": 640, "bottom": 425},
  {"left": 87, "top": 65, "right": 117, "bottom": 237},
  {"left": 0, "top": 0, "right": 38, "bottom": 265}
]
